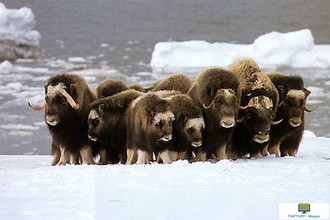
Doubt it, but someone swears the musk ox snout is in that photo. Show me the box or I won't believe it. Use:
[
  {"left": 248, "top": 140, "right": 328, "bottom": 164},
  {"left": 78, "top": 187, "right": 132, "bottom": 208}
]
[
  {"left": 253, "top": 127, "right": 270, "bottom": 143},
  {"left": 191, "top": 140, "right": 202, "bottom": 148},
  {"left": 159, "top": 134, "right": 172, "bottom": 142},
  {"left": 288, "top": 117, "right": 302, "bottom": 127},
  {"left": 46, "top": 115, "right": 59, "bottom": 126},
  {"left": 220, "top": 116, "right": 236, "bottom": 128}
]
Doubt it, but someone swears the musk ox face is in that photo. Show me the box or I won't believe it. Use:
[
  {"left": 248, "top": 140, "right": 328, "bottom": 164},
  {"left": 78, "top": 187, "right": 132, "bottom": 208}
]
[
  {"left": 87, "top": 108, "right": 103, "bottom": 142},
  {"left": 183, "top": 117, "right": 205, "bottom": 147},
  {"left": 204, "top": 89, "right": 240, "bottom": 129},
  {"left": 44, "top": 83, "right": 80, "bottom": 127},
  {"left": 240, "top": 96, "right": 274, "bottom": 143},
  {"left": 278, "top": 89, "right": 311, "bottom": 128},
  {"left": 151, "top": 111, "right": 175, "bottom": 142}
]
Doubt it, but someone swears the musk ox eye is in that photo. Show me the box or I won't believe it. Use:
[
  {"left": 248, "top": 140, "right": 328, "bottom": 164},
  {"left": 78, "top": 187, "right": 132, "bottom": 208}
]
[
  {"left": 187, "top": 127, "right": 194, "bottom": 134},
  {"left": 246, "top": 112, "right": 252, "bottom": 119},
  {"left": 92, "top": 118, "right": 100, "bottom": 126}
]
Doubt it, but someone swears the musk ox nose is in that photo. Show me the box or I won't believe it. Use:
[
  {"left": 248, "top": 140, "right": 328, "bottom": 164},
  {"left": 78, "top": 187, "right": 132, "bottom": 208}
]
[
  {"left": 220, "top": 117, "right": 235, "bottom": 128},
  {"left": 191, "top": 140, "right": 202, "bottom": 148},
  {"left": 46, "top": 115, "right": 59, "bottom": 126},
  {"left": 253, "top": 128, "right": 270, "bottom": 143},
  {"left": 253, "top": 134, "right": 269, "bottom": 144},
  {"left": 88, "top": 134, "right": 98, "bottom": 142},
  {"left": 159, "top": 134, "right": 172, "bottom": 142},
  {"left": 288, "top": 118, "right": 302, "bottom": 127}
]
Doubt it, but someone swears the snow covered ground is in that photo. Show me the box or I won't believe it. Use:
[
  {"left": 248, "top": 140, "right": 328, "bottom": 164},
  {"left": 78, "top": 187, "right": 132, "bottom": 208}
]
[
  {"left": 0, "top": 131, "right": 329, "bottom": 220},
  {"left": 151, "top": 29, "right": 330, "bottom": 74}
]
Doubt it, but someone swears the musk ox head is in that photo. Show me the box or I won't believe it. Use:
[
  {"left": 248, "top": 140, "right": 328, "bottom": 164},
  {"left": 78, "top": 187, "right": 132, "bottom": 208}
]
[
  {"left": 267, "top": 73, "right": 314, "bottom": 128},
  {"left": 203, "top": 88, "right": 241, "bottom": 129},
  {"left": 87, "top": 107, "right": 104, "bottom": 142},
  {"left": 183, "top": 117, "right": 205, "bottom": 147},
  {"left": 277, "top": 88, "right": 313, "bottom": 127},
  {"left": 152, "top": 111, "right": 175, "bottom": 142},
  {"left": 238, "top": 95, "right": 280, "bottom": 143},
  {"left": 28, "top": 82, "right": 80, "bottom": 127}
]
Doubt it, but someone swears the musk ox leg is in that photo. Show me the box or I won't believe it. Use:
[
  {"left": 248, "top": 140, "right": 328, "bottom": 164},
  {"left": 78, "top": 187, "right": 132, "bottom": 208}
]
[
  {"left": 251, "top": 152, "right": 263, "bottom": 158},
  {"left": 98, "top": 149, "right": 108, "bottom": 165},
  {"left": 268, "top": 143, "right": 280, "bottom": 157},
  {"left": 288, "top": 149, "right": 297, "bottom": 157},
  {"left": 80, "top": 146, "right": 96, "bottom": 165},
  {"left": 177, "top": 151, "right": 188, "bottom": 161},
  {"left": 126, "top": 148, "right": 138, "bottom": 165},
  {"left": 51, "top": 150, "right": 61, "bottom": 166},
  {"left": 59, "top": 145, "right": 71, "bottom": 165},
  {"left": 158, "top": 150, "right": 175, "bottom": 164},
  {"left": 137, "top": 150, "right": 152, "bottom": 165},
  {"left": 195, "top": 148, "right": 207, "bottom": 162},
  {"left": 226, "top": 147, "right": 239, "bottom": 160},
  {"left": 72, "top": 152, "right": 81, "bottom": 165},
  {"left": 215, "top": 145, "right": 228, "bottom": 161},
  {"left": 261, "top": 146, "right": 269, "bottom": 157}
]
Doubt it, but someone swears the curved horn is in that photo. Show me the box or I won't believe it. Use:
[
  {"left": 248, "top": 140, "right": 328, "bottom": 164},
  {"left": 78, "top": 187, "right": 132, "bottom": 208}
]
[
  {"left": 278, "top": 99, "right": 285, "bottom": 108},
  {"left": 28, "top": 101, "right": 46, "bottom": 111},
  {"left": 203, "top": 100, "right": 214, "bottom": 110},
  {"left": 271, "top": 118, "right": 283, "bottom": 125},
  {"left": 60, "top": 89, "right": 80, "bottom": 110},
  {"left": 236, "top": 117, "right": 244, "bottom": 123},
  {"left": 239, "top": 104, "right": 249, "bottom": 110},
  {"left": 304, "top": 105, "right": 315, "bottom": 112}
]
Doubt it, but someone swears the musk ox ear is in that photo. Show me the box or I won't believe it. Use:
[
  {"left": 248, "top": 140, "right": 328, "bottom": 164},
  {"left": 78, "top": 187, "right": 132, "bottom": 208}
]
[
  {"left": 70, "top": 84, "right": 77, "bottom": 96},
  {"left": 237, "top": 85, "right": 242, "bottom": 104},
  {"left": 277, "top": 85, "right": 286, "bottom": 101},
  {"left": 98, "top": 104, "right": 106, "bottom": 113},
  {"left": 304, "top": 88, "right": 311, "bottom": 98},
  {"left": 207, "top": 86, "right": 215, "bottom": 98}
]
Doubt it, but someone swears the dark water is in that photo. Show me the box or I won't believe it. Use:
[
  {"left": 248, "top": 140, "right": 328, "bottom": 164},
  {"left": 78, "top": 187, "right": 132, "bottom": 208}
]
[{"left": 1, "top": 0, "right": 330, "bottom": 155}]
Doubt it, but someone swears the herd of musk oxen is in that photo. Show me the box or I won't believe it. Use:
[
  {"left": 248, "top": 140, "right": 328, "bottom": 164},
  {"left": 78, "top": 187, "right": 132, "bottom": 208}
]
[{"left": 28, "top": 58, "right": 315, "bottom": 166}]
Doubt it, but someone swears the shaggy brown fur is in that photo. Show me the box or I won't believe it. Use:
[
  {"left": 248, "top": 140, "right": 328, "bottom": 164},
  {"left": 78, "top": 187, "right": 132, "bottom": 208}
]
[
  {"left": 33, "top": 73, "right": 97, "bottom": 165},
  {"left": 188, "top": 67, "right": 241, "bottom": 161},
  {"left": 267, "top": 72, "right": 312, "bottom": 157},
  {"left": 128, "top": 83, "right": 146, "bottom": 92},
  {"left": 96, "top": 79, "right": 128, "bottom": 98},
  {"left": 228, "top": 58, "right": 261, "bottom": 79},
  {"left": 150, "top": 73, "right": 193, "bottom": 94},
  {"left": 126, "top": 92, "right": 175, "bottom": 164},
  {"left": 227, "top": 59, "right": 279, "bottom": 159},
  {"left": 88, "top": 90, "right": 142, "bottom": 164},
  {"left": 156, "top": 92, "right": 204, "bottom": 163}
]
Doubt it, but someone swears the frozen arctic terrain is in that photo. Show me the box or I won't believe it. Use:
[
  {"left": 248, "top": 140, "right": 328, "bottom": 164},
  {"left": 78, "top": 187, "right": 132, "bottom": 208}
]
[
  {"left": 151, "top": 29, "right": 330, "bottom": 74},
  {"left": 0, "top": 131, "right": 329, "bottom": 220}
]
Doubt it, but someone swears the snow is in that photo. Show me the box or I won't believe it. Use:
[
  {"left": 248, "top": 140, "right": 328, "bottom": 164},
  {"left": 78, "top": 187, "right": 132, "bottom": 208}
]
[
  {"left": 0, "top": 130, "right": 329, "bottom": 220},
  {"left": 0, "top": 3, "right": 40, "bottom": 46},
  {"left": 0, "top": 3, "right": 41, "bottom": 60},
  {"left": 151, "top": 29, "right": 330, "bottom": 74}
]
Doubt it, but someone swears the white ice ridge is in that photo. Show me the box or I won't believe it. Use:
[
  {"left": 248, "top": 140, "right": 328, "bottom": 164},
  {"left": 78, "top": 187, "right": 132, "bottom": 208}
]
[
  {"left": 151, "top": 29, "right": 330, "bottom": 74},
  {"left": 0, "top": 3, "right": 41, "bottom": 61}
]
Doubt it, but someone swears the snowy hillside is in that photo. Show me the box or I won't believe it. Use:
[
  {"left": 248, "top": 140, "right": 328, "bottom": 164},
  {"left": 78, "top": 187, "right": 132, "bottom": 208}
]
[{"left": 0, "top": 130, "right": 329, "bottom": 220}]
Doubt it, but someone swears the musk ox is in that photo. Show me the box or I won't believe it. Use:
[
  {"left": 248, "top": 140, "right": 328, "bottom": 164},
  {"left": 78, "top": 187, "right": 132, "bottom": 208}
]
[
  {"left": 128, "top": 83, "right": 146, "bottom": 92},
  {"left": 87, "top": 90, "right": 142, "bottom": 165},
  {"left": 125, "top": 92, "right": 175, "bottom": 165},
  {"left": 227, "top": 59, "right": 280, "bottom": 159},
  {"left": 96, "top": 79, "right": 128, "bottom": 98},
  {"left": 28, "top": 73, "right": 97, "bottom": 165},
  {"left": 155, "top": 91, "right": 205, "bottom": 163},
  {"left": 150, "top": 73, "right": 193, "bottom": 94},
  {"left": 267, "top": 73, "right": 314, "bottom": 157},
  {"left": 188, "top": 67, "right": 241, "bottom": 161}
]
